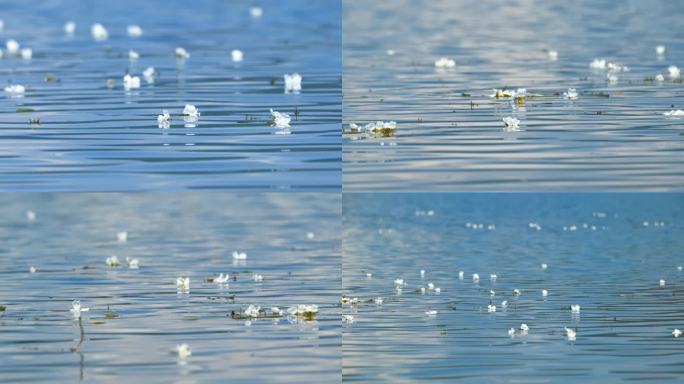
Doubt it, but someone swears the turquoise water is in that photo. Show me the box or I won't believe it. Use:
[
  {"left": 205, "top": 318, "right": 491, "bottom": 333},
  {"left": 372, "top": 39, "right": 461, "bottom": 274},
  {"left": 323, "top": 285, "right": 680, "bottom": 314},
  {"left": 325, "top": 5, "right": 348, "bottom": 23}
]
[
  {"left": 0, "top": 0, "right": 341, "bottom": 191},
  {"left": 0, "top": 193, "right": 341, "bottom": 383},
  {"left": 343, "top": 193, "right": 684, "bottom": 382},
  {"left": 343, "top": 0, "right": 684, "bottom": 191}
]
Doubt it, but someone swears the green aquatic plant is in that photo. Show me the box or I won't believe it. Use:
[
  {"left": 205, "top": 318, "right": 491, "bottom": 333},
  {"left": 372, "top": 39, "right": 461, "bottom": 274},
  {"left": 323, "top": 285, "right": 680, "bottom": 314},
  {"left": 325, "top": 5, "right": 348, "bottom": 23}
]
[
  {"left": 103, "top": 311, "right": 118, "bottom": 319},
  {"left": 16, "top": 108, "right": 35, "bottom": 113},
  {"left": 0, "top": 305, "right": 6, "bottom": 311}
]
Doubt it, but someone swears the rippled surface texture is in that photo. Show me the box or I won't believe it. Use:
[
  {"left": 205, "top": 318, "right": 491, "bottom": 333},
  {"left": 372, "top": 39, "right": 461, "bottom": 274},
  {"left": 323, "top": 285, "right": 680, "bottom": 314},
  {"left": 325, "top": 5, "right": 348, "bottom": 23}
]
[
  {"left": 0, "top": 193, "right": 340, "bottom": 383},
  {"left": 343, "top": 193, "right": 684, "bottom": 382},
  {"left": 0, "top": 0, "right": 341, "bottom": 191},
  {"left": 343, "top": 0, "right": 684, "bottom": 191}
]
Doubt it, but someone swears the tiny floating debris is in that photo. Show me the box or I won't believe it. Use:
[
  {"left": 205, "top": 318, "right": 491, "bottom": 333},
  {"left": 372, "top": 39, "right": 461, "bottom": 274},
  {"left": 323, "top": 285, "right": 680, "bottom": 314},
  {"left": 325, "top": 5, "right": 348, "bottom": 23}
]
[
  {"left": 458, "top": 271, "right": 464, "bottom": 280},
  {"left": 105, "top": 255, "right": 120, "bottom": 267},
  {"left": 287, "top": 304, "right": 318, "bottom": 320},
  {"left": 70, "top": 300, "right": 90, "bottom": 318},
  {"left": 125, "top": 257, "right": 139, "bottom": 269},
  {"left": 268, "top": 109, "right": 291, "bottom": 128},
  {"left": 90, "top": 23, "right": 108, "bottom": 41},
  {"left": 563, "top": 88, "right": 578, "bottom": 100},
  {"left": 673, "top": 329, "right": 682, "bottom": 338},
  {"left": 502, "top": 116, "right": 520, "bottom": 131},
  {"left": 29, "top": 266, "right": 37, "bottom": 273},
  {"left": 232, "top": 251, "right": 247, "bottom": 260},
  {"left": 127, "top": 25, "right": 143, "bottom": 37},
  {"left": 4, "top": 84, "right": 26, "bottom": 94},
  {"left": 434, "top": 57, "right": 455, "bottom": 68},
  {"left": 123, "top": 74, "right": 141, "bottom": 90},
  {"left": 541, "top": 263, "right": 548, "bottom": 270},
  {"left": 158, "top": 110, "right": 171, "bottom": 128},
  {"left": 175, "top": 46, "right": 190, "bottom": 59},
  {"left": 342, "top": 314, "right": 355, "bottom": 323},
  {"left": 176, "top": 277, "right": 190, "bottom": 290},
  {"left": 231, "top": 49, "right": 243, "bottom": 62},
  {"left": 547, "top": 50, "right": 558, "bottom": 61},
  {"left": 117, "top": 231, "right": 128, "bottom": 243},
  {"left": 656, "top": 45, "right": 666, "bottom": 56},
  {"left": 64, "top": 21, "right": 76, "bottom": 35},
  {"left": 660, "top": 279, "right": 666, "bottom": 287},
  {"left": 564, "top": 327, "right": 577, "bottom": 341},
  {"left": 249, "top": 6, "right": 263, "bottom": 18},
  {"left": 26, "top": 210, "right": 36, "bottom": 221},
  {"left": 284, "top": 73, "right": 302, "bottom": 93},
  {"left": 570, "top": 304, "right": 581, "bottom": 313},
  {"left": 128, "top": 50, "right": 139, "bottom": 61},
  {"left": 174, "top": 344, "right": 191, "bottom": 359}
]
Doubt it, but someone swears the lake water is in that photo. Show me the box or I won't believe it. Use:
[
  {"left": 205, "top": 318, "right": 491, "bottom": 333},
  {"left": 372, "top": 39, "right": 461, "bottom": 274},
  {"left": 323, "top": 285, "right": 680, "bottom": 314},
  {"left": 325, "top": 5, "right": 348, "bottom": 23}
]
[
  {"left": 343, "top": 0, "right": 684, "bottom": 191},
  {"left": 0, "top": 193, "right": 341, "bottom": 383},
  {"left": 0, "top": 0, "right": 341, "bottom": 191},
  {"left": 343, "top": 193, "right": 684, "bottom": 382}
]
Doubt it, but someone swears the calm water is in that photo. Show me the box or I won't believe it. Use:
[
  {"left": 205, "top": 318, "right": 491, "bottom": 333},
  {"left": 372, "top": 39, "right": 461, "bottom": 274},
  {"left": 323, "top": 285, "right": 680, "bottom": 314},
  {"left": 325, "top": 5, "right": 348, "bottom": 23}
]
[
  {"left": 0, "top": 193, "right": 341, "bottom": 383},
  {"left": 343, "top": 193, "right": 684, "bottom": 382},
  {"left": 0, "top": 0, "right": 341, "bottom": 191},
  {"left": 343, "top": 0, "right": 684, "bottom": 191}
]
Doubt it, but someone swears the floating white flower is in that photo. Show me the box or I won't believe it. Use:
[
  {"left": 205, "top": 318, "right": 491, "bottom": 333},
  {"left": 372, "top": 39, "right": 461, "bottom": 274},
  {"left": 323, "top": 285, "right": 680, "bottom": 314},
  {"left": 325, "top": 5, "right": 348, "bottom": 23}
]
[
  {"left": 213, "top": 273, "right": 229, "bottom": 284},
  {"left": 656, "top": 45, "right": 666, "bottom": 55},
  {"left": 127, "top": 25, "right": 143, "bottom": 37},
  {"left": 106, "top": 255, "right": 120, "bottom": 267},
  {"left": 269, "top": 109, "right": 291, "bottom": 128},
  {"left": 458, "top": 271, "right": 464, "bottom": 280},
  {"left": 434, "top": 57, "right": 455, "bottom": 68},
  {"left": 668, "top": 65, "right": 680, "bottom": 78},
  {"left": 606, "top": 73, "right": 618, "bottom": 83},
  {"left": 363, "top": 121, "right": 396, "bottom": 134},
  {"left": 182, "top": 104, "right": 200, "bottom": 118},
  {"left": 249, "top": 6, "right": 263, "bottom": 18},
  {"left": 655, "top": 73, "right": 665, "bottom": 82},
  {"left": 91, "top": 23, "right": 108, "bottom": 41},
  {"left": 541, "top": 263, "right": 548, "bottom": 270},
  {"left": 375, "top": 297, "right": 384, "bottom": 304},
  {"left": 606, "top": 62, "right": 628, "bottom": 72},
  {"left": 125, "top": 257, "right": 139, "bottom": 269},
  {"left": 26, "top": 210, "right": 36, "bottom": 221},
  {"left": 425, "top": 310, "right": 438, "bottom": 316},
  {"left": 128, "top": 50, "right": 139, "bottom": 61},
  {"left": 487, "top": 304, "right": 496, "bottom": 313},
  {"left": 20, "top": 48, "right": 32, "bottom": 59},
  {"left": 253, "top": 273, "right": 263, "bottom": 282},
  {"left": 70, "top": 300, "right": 90, "bottom": 318},
  {"left": 490, "top": 274, "right": 497, "bottom": 282},
  {"left": 175, "top": 344, "right": 191, "bottom": 359},
  {"left": 244, "top": 304, "right": 261, "bottom": 317},
  {"left": 176, "top": 277, "right": 190, "bottom": 290},
  {"left": 547, "top": 50, "right": 558, "bottom": 61},
  {"left": 29, "top": 266, "right": 37, "bottom": 273},
  {"left": 232, "top": 251, "right": 247, "bottom": 260},
  {"left": 271, "top": 307, "right": 283, "bottom": 316},
  {"left": 394, "top": 278, "right": 405, "bottom": 286},
  {"left": 673, "top": 329, "right": 682, "bottom": 338},
  {"left": 117, "top": 231, "right": 128, "bottom": 242},
  {"left": 542, "top": 289, "right": 548, "bottom": 297},
  {"left": 157, "top": 110, "right": 171, "bottom": 128},
  {"left": 420, "top": 287, "right": 426, "bottom": 294},
  {"left": 435, "top": 287, "right": 441, "bottom": 293},
  {"left": 366, "top": 272, "right": 372, "bottom": 278},
  {"left": 427, "top": 282, "right": 435, "bottom": 290},
  {"left": 513, "top": 289, "right": 521, "bottom": 296},
  {"left": 472, "top": 273, "right": 480, "bottom": 282},
  {"left": 563, "top": 88, "right": 578, "bottom": 99},
  {"left": 143, "top": 66, "right": 155, "bottom": 82},
  {"left": 490, "top": 88, "right": 526, "bottom": 99},
  {"left": 287, "top": 304, "right": 318, "bottom": 317},
  {"left": 659, "top": 279, "right": 666, "bottom": 287},
  {"left": 564, "top": 327, "right": 576, "bottom": 341},
  {"left": 342, "top": 314, "right": 355, "bottom": 323},
  {"left": 420, "top": 269, "right": 426, "bottom": 277},
  {"left": 590, "top": 58, "right": 606, "bottom": 69},
  {"left": 64, "top": 21, "right": 76, "bottom": 34},
  {"left": 123, "top": 74, "right": 141, "bottom": 90},
  {"left": 519, "top": 324, "right": 529, "bottom": 333},
  {"left": 175, "top": 47, "right": 190, "bottom": 59},
  {"left": 570, "top": 304, "right": 581, "bottom": 313},
  {"left": 6, "top": 39, "right": 19, "bottom": 55},
  {"left": 501, "top": 300, "right": 508, "bottom": 309},
  {"left": 508, "top": 328, "right": 515, "bottom": 336},
  {"left": 490, "top": 290, "right": 495, "bottom": 297},
  {"left": 503, "top": 116, "right": 520, "bottom": 131},
  {"left": 231, "top": 49, "right": 243, "bottom": 62},
  {"left": 284, "top": 73, "right": 302, "bottom": 93}
]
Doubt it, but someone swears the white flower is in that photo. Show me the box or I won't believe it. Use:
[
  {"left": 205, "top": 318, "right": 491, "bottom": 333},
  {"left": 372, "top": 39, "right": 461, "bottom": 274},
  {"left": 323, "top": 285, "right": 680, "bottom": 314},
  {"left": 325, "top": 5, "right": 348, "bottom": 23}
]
[
  {"left": 542, "top": 289, "right": 548, "bottom": 297},
  {"left": 271, "top": 307, "right": 283, "bottom": 316},
  {"left": 213, "top": 273, "right": 229, "bottom": 284},
  {"left": 541, "top": 263, "right": 548, "bottom": 270},
  {"left": 502, "top": 116, "right": 520, "bottom": 131},
  {"left": 673, "top": 329, "right": 682, "bottom": 337},
  {"left": 458, "top": 271, "right": 464, "bottom": 280},
  {"left": 513, "top": 289, "right": 521, "bottom": 296},
  {"left": 606, "top": 62, "right": 628, "bottom": 72},
  {"left": 420, "top": 287, "right": 426, "bottom": 294},
  {"left": 26, "top": 210, "right": 36, "bottom": 221},
  {"left": 253, "top": 273, "right": 263, "bottom": 282},
  {"left": 490, "top": 274, "right": 497, "bottom": 281},
  {"left": 175, "top": 47, "right": 190, "bottom": 59},
  {"left": 232, "top": 251, "right": 247, "bottom": 260},
  {"left": 157, "top": 110, "right": 171, "bottom": 128},
  {"left": 64, "top": 21, "right": 76, "bottom": 34},
  {"left": 176, "top": 277, "right": 190, "bottom": 290},
  {"left": 490, "top": 290, "right": 495, "bottom": 297},
  {"left": 487, "top": 304, "right": 496, "bottom": 313},
  {"left": 508, "top": 328, "right": 515, "bottom": 336},
  {"left": 182, "top": 104, "right": 200, "bottom": 118},
  {"left": 565, "top": 327, "right": 576, "bottom": 340},
  {"left": 91, "top": 23, "right": 108, "bottom": 41},
  {"left": 659, "top": 279, "right": 666, "bottom": 287},
  {"left": 287, "top": 304, "right": 318, "bottom": 317},
  {"left": 434, "top": 57, "right": 455, "bottom": 68},
  {"left": 656, "top": 45, "right": 666, "bottom": 55},
  {"left": 342, "top": 314, "right": 354, "bottom": 323},
  {"left": 70, "top": 300, "right": 90, "bottom": 318},
  {"left": 570, "top": 304, "right": 581, "bottom": 313},
  {"left": 607, "top": 73, "right": 618, "bottom": 83},
  {"left": 231, "top": 49, "right": 243, "bottom": 62},
  {"left": 501, "top": 300, "right": 508, "bottom": 308},
  {"left": 123, "top": 74, "right": 141, "bottom": 90},
  {"left": 655, "top": 73, "right": 665, "bottom": 82},
  {"left": 117, "top": 231, "right": 128, "bottom": 242},
  {"left": 127, "top": 25, "right": 143, "bottom": 37},
  {"left": 394, "top": 278, "right": 404, "bottom": 286},
  {"left": 125, "top": 257, "right": 139, "bottom": 269},
  {"left": 249, "top": 6, "right": 263, "bottom": 18},
  {"left": 6, "top": 39, "right": 19, "bottom": 54},
  {"left": 425, "top": 310, "right": 438, "bottom": 316},
  {"left": 668, "top": 65, "right": 680, "bottom": 78},
  {"left": 375, "top": 297, "right": 384, "bottom": 304},
  {"left": 435, "top": 287, "right": 441, "bottom": 293},
  {"left": 547, "top": 50, "right": 558, "bottom": 61},
  {"left": 519, "top": 323, "right": 529, "bottom": 331},
  {"left": 420, "top": 270, "right": 426, "bottom": 277},
  {"left": 29, "top": 266, "right": 37, "bottom": 273},
  {"left": 269, "top": 109, "right": 291, "bottom": 128},
  {"left": 589, "top": 58, "right": 606, "bottom": 69},
  {"left": 363, "top": 121, "right": 396, "bottom": 134},
  {"left": 366, "top": 272, "right": 372, "bottom": 278},
  {"left": 244, "top": 304, "right": 261, "bottom": 317},
  {"left": 472, "top": 273, "right": 480, "bottom": 282},
  {"left": 20, "top": 48, "right": 32, "bottom": 59},
  {"left": 284, "top": 73, "right": 302, "bottom": 93},
  {"left": 175, "top": 344, "right": 191, "bottom": 359},
  {"left": 490, "top": 88, "right": 526, "bottom": 99},
  {"left": 128, "top": 50, "right": 139, "bottom": 60},
  {"left": 143, "top": 67, "right": 155, "bottom": 82},
  {"left": 563, "top": 88, "right": 578, "bottom": 99},
  {"left": 106, "top": 255, "right": 120, "bottom": 267},
  {"left": 427, "top": 282, "right": 435, "bottom": 290}
]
